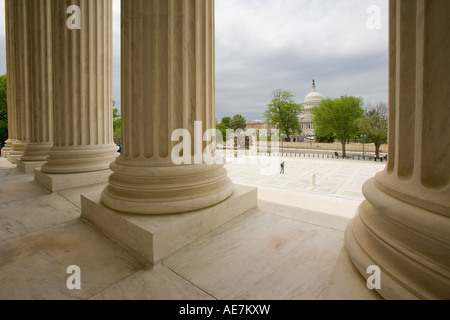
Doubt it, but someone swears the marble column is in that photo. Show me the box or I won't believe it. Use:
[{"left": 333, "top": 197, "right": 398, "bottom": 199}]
[
  {"left": 1, "top": 0, "right": 17, "bottom": 158},
  {"left": 8, "top": 0, "right": 31, "bottom": 162},
  {"left": 19, "top": 0, "right": 53, "bottom": 166},
  {"left": 101, "top": 0, "right": 234, "bottom": 214},
  {"left": 345, "top": 0, "right": 450, "bottom": 300},
  {"left": 40, "top": 0, "right": 117, "bottom": 174}
]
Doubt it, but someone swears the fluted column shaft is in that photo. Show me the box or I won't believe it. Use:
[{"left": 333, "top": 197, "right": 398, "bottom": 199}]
[
  {"left": 21, "top": 0, "right": 54, "bottom": 162},
  {"left": 42, "top": 0, "right": 117, "bottom": 174},
  {"left": 10, "top": 0, "right": 31, "bottom": 157},
  {"left": 345, "top": 0, "right": 450, "bottom": 299},
  {"left": 2, "top": 0, "right": 18, "bottom": 157},
  {"left": 101, "top": 0, "right": 233, "bottom": 215}
]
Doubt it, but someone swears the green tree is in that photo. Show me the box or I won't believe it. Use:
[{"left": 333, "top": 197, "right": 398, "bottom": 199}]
[
  {"left": 220, "top": 117, "right": 232, "bottom": 128},
  {"left": 264, "top": 89, "right": 303, "bottom": 141},
  {"left": 229, "top": 115, "right": 247, "bottom": 131},
  {"left": 312, "top": 95, "right": 364, "bottom": 157},
  {"left": 315, "top": 129, "right": 335, "bottom": 143},
  {"left": 112, "top": 101, "right": 121, "bottom": 139},
  {"left": 358, "top": 102, "right": 388, "bottom": 159},
  {"left": 216, "top": 123, "right": 228, "bottom": 142},
  {"left": 0, "top": 74, "right": 8, "bottom": 148}
]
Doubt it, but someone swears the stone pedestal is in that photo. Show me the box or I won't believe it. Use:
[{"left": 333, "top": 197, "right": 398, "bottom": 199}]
[
  {"left": 7, "top": 154, "right": 21, "bottom": 164},
  {"left": 36, "top": 0, "right": 118, "bottom": 190},
  {"left": 345, "top": 0, "right": 450, "bottom": 300},
  {"left": 17, "top": 160, "right": 46, "bottom": 174},
  {"left": 1, "top": 140, "right": 15, "bottom": 159},
  {"left": 82, "top": 185, "right": 257, "bottom": 265},
  {"left": 34, "top": 168, "right": 113, "bottom": 192}
]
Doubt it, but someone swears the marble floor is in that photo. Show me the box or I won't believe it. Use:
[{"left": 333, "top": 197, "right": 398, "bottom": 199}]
[{"left": 0, "top": 156, "right": 382, "bottom": 300}]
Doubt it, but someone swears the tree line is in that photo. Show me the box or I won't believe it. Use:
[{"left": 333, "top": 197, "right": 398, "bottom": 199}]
[{"left": 264, "top": 88, "right": 388, "bottom": 159}]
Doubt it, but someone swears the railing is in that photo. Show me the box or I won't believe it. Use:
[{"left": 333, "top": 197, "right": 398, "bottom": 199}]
[{"left": 246, "top": 151, "right": 387, "bottom": 162}]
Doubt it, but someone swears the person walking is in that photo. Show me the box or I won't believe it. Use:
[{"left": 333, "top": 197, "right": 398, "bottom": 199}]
[{"left": 280, "top": 162, "right": 285, "bottom": 174}]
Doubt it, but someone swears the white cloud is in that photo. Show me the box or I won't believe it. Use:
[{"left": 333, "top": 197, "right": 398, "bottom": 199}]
[{"left": 215, "top": 0, "right": 389, "bottom": 120}]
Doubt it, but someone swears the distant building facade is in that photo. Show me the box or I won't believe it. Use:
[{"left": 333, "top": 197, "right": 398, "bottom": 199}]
[{"left": 246, "top": 120, "right": 274, "bottom": 136}]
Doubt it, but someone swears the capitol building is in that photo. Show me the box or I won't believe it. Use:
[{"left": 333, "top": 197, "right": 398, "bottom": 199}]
[{"left": 299, "top": 80, "right": 323, "bottom": 139}]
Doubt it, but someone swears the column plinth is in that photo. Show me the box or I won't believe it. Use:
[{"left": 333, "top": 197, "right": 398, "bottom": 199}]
[{"left": 345, "top": 0, "right": 450, "bottom": 300}]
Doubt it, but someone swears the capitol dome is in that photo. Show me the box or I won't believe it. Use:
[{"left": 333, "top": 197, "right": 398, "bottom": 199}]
[
  {"left": 304, "top": 80, "right": 323, "bottom": 105},
  {"left": 299, "top": 80, "right": 324, "bottom": 138}
]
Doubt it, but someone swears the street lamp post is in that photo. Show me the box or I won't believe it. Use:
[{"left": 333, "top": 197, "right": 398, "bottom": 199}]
[{"left": 361, "top": 135, "right": 366, "bottom": 160}]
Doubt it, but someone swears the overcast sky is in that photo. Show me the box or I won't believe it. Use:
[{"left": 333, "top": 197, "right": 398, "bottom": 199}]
[{"left": 0, "top": 0, "right": 389, "bottom": 122}]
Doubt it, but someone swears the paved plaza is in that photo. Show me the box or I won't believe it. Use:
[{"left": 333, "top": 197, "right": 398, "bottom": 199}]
[{"left": 224, "top": 153, "right": 386, "bottom": 218}]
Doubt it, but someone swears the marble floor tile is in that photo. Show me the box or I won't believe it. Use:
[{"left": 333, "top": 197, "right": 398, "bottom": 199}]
[
  {"left": 0, "top": 220, "right": 143, "bottom": 300},
  {"left": 58, "top": 183, "right": 107, "bottom": 209},
  {"left": 0, "top": 176, "right": 50, "bottom": 204},
  {"left": 91, "top": 264, "right": 214, "bottom": 300},
  {"left": 0, "top": 194, "right": 81, "bottom": 242},
  {"left": 163, "top": 210, "right": 344, "bottom": 300},
  {"left": 258, "top": 201, "right": 351, "bottom": 232}
]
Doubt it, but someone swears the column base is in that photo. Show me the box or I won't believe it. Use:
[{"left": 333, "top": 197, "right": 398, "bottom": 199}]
[
  {"left": 81, "top": 184, "right": 258, "bottom": 266},
  {"left": 34, "top": 168, "right": 113, "bottom": 192},
  {"left": 21, "top": 142, "right": 53, "bottom": 163},
  {"left": 321, "top": 246, "right": 382, "bottom": 300},
  {"left": 7, "top": 154, "right": 22, "bottom": 164},
  {"left": 2, "top": 140, "right": 15, "bottom": 158},
  {"left": 345, "top": 178, "right": 450, "bottom": 300},
  {"left": 16, "top": 160, "right": 47, "bottom": 174},
  {"left": 1, "top": 148, "right": 12, "bottom": 158}
]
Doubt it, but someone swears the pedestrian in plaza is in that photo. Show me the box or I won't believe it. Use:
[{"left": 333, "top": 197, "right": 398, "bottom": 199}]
[
  {"left": 280, "top": 162, "right": 285, "bottom": 174},
  {"left": 335, "top": 151, "right": 339, "bottom": 159}
]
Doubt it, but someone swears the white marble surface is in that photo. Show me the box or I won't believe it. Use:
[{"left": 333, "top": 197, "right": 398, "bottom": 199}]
[
  {"left": 59, "top": 183, "right": 107, "bottom": 209},
  {"left": 34, "top": 168, "right": 113, "bottom": 192},
  {"left": 258, "top": 200, "right": 350, "bottom": 232},
  {"left": 90, "top": 264, "right": 214, "bottom": 300},
  {"left": 163, "top": 206, "right": 345, "bottom": 300},
  {"left": 81, "top": 185, "right": 258, "bottom": 265},
  {"left": 320, "top": 247, "right": 382, "bottom": 300},
  {"left": 0, "top": 173, "right": 50, "bottom": 204},
  {"left": 0, "top": 155, "right": 380, "bottom": 300},
  {"left": 0, "top": 194, "right": 81, "bottom": 241},
  {"left": 224, "top": 155, "right": 385, "bottom": 202},
  {"left": 0, "top": 220, "right": 143, "bottom": 300}
]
